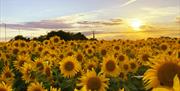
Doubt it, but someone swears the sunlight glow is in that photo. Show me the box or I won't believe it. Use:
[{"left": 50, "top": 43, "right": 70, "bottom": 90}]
[{"left": 130, "top": 19, "right": 143, "bottom": 31}]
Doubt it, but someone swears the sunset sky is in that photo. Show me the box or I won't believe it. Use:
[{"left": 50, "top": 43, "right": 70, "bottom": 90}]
[{"left": 0, "top": 0, "right": 180, "bottom": 41}]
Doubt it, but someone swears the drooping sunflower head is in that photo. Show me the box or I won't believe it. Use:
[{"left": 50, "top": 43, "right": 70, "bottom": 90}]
[
  {"left": 75, "top": 51, "right": 84, "bottom": 62},
  {"left": 101, "top": 56, "right": 119, "bottom": 77},
  {"left": 143, "top": 55, "right": 180, "bottom": 90},
  {"left": 20, "top": 63, "right": 36, "bottom": 83},
  {"left": 59, "top": 56, "right": 81, "bottom": 78},
  {"left": 27, "top": 82, "right": 47, "bottom": 91},
  {"left": 79, "top": 69, "right": 109, "bottom": 91}
]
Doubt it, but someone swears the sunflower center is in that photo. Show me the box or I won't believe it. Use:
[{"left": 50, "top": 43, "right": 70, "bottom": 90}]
[
  {"left": 19, "top": 60, "right": 25, "bottom": 66},
  {"left": 64, "top": 61, "right": 74, "bottom": 71},
  {"left": 142, "top": 54, "right": 149, "bottom": 62},
  {"left": 14, "top": 43, "right": 19, "bottom": 47},
  {"left": 130, "top": 62, "right": 137, "bottom": 69},
  {"left": 118, "top": 55, "right": 125, "bottom": 62},
  {"left": 67, "top": 52, "right": 73, "bottom": 56},
  {"left": 161, "top": 44, "right": 167, "bottom": 51},
  {"left": 0, "top": 88, "right": 7, "bottom": 91},
  {"left": 88, "top": 64, "right": 94, "bottom": 70},
  {"left": 13, "top": 48, "right": 19, "bottom": 55},
  {"left": 114, "top": 46, "right": 120, "bottom": 50},
  {"left": 37, "top": 63, "right": 44, "bottom": 71},
  {"left": 54, "top": 38, "right": 59, "bottom": 43},
  {"left": 33, "top": 88, "right": 42, "bottom": 91},
  {"left": 45, "top": 67, "right": 51, "bottom": 76},
  {"left": 157, "top": 62, "right": 180, "bottom": 87},
  {"left": 5, "top": 72, "right": 12, "bottom": 78},
  {"left": 88, "top": 49, "right": 92, "bottom": 54},
  {"left": 76, "top": 54, "right": 83, "bottom": 62},
  {"left": 119, "top": 72, "right": 125, "bottom": 79},
  {"left": 101, "top": 49, "right": 107, "bottom": 56},
  {"left": 106, "top": 60, "right": 116, "bottom": 71},
  {"left": 20, "top": 43, "right": 26, "bottom": 47},
  {"left": 38, "top": 47, "right": 43, "bottom": 52},
  {"left": 123, "top": 64, "right": 129, "bottom": 70},
  {"left": 87, "top": 77, "right": 101, "bottom": 90}
]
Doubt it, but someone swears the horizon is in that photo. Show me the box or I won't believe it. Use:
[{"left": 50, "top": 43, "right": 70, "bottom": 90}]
[{"left": 0, "top": 0, "right": 180, "bottom": 41}]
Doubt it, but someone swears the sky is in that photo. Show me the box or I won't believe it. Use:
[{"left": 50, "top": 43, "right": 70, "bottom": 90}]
[{"left": 0, "top": 0, "right": 180, "bottom": 41}]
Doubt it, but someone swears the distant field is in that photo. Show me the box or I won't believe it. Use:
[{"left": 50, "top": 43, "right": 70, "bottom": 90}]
[{"left": 0, "top": 36, "right": 179, "bottom": 91}]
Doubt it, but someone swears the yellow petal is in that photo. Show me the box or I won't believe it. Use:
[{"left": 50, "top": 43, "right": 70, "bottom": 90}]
[
  {"left": 173, "top": 75, "right": 180, "bottom": 91},
  {"left": 152, "top": 88, "right": 170, "bottom": 91}
]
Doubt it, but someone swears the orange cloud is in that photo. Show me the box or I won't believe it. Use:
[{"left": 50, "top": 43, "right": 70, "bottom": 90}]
[{"left": 175, "top": 16, "right": 180, "bottom": 24}]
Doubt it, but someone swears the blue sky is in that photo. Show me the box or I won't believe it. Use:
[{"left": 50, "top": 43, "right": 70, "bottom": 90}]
[{"left": 0, "top": 0, "right": 180, "bottom": 41}]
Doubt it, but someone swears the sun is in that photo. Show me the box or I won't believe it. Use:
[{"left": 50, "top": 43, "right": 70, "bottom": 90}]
[{"left": 130, "top": 19, "right": 143, "bottom": 30}]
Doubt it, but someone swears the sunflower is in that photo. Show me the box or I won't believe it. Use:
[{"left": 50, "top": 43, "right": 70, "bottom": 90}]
[
  {"left": 14, "top": 54, "right": 31, "bottom": 70},
  {"left": 1, "top": 66, "right": 14, "bottom": 84},
  {"left": 43, "top": 63, "right": 52, "bottom": 78},
  {"left": 143, "top": 55, "right": 180, "bottom": 90},
  {"left": 137, "top": 51, "right": 152, "bottom": 66},
  {"left": 129, "top": 60, "right": 140, "bottom": 72},
  {"left": 59, "top": 56, "right": 81, "bottom": 78},
  {"left": 35, "top": 45, "right": 44, "bottom": 55},
  {"left": 20, "top": 63, "right": 36, "bottom": 83},
  {"left": 120, "top": 60, "right": 131, "bottom": 73},
  {"left": 19, "top": 40, "right": 28, "bottom": 48},
  {"left": 0, "top": 51, "right": 5, "bottom": 61},
  {"left": 119, "top": 70, "right": 128, "bottom": 80},
  {"left": 75, "top": 51, "right": 84, "bottom": 63},
  {"left": 78, "top": 69, "right": 109, "bottom": 91},
  {"left": 50, "top": 36, "right": 61, "bottom": 45},
  {"left": 11, "top": 47, "right": 20, "bottom": 55},
  {"left": 159, "top": 43, "right": 169, "bottom": 51},
  {"left": 152, "top": 75, "right": 180, "bottom": 91},
  {"left": 12, "top": 40, "right": 20, "bottom": 48},
  {"left": 116, "top": 53, "right": 128, "bottom": 65},
  {"left": 85, "top": 47, "right": 94, "bottom": 56},
  {"left": 40, "top": 48, "right": 52, "bottom": 57},
  {"left": 43, "top": 40, "right": 51, "bottom": 46},
  {"left": 101, "top": 56, "right": 119, "bottom": 77},
  {"left": 84, "top": 60, "right": 98, "bottom": 71},
  {"left": 0, "top": 82, "right": 12, "bottom": 91},
  {"left": 33, "top": 58, "right": 45, "bottom": 71},
  {"left": 27, "top": 82, "right": 47, "bottom": 91}
]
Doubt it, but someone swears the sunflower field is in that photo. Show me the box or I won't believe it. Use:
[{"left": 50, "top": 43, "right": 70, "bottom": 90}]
[{"left": 0, "top": 36, "right": 179, "bottom": 91}]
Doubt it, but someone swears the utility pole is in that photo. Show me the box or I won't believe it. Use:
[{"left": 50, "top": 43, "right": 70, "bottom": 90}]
[{"left": 93, "top": 31, "right": 95, "bottom": 39}]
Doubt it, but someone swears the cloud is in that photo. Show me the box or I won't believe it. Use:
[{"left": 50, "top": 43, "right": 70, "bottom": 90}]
[
  {"left": 120, "top": 0, "right": 137, "bottom": 7},
  {"left": 77, "top": 18, "right": 123, "bottom": 26},
  {"left": 175, "top": 16, "right": 180, "bottom": 24},
  {"left": 0, "top": 19, "right": 74, "bottom": 30}
]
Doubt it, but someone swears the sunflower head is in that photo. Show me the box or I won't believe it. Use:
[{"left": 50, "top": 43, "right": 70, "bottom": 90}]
[
  {"left": 101, "top": 56, "right": 119, "bottom": 77},
  {"left": 27, "top": 82, "right": 47, "bottom": 91},
  {"left": 79, "top": 69, "right": 109, "bottom": 91},
  {"left": 143, "top": 55, "right": 180, "bottom": 89},
  {"left": 59, "top": 56, "right": 81, "bottom": 78},
  {"left": 0, "top": 82, "right": 12, "bottom": 91}
]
